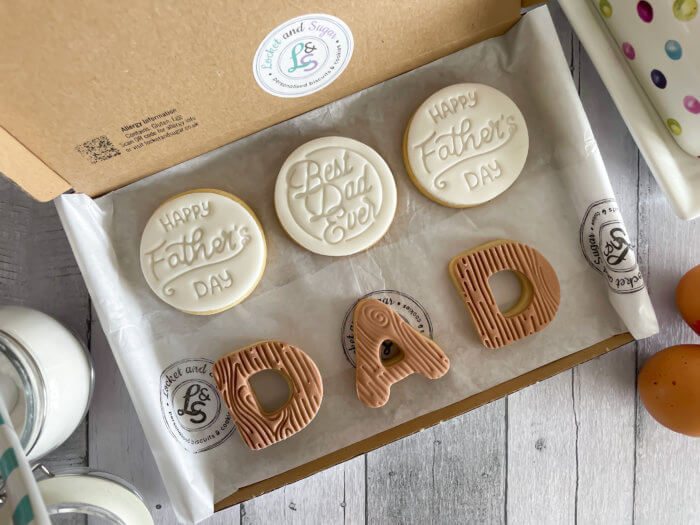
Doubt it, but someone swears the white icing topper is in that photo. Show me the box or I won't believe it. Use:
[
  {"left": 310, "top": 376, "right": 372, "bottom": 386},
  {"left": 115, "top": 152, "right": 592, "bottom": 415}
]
[
  {"left": 404, "top": 83, "right": 529, "bottom": 207},
  {"left": 275, "top": 137, "right": 397, "bottom": 256},
  {"left": 140, "top": 189, "right": 266, "bottom": 314}
]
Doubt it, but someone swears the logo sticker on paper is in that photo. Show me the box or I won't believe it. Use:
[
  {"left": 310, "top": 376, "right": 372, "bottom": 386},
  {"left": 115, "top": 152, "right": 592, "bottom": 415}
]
[
  {"left": 341, "top": 290, "right": 434, "bottom": 367},
  {"left": 160, "top": 358, "right": 235, "bottom": 453},
  {"left": 253, "top": 14, "right": 353, "bottom": 98},
  {"left": 580, "top": 198, "right": 644, "bottom": 294}
]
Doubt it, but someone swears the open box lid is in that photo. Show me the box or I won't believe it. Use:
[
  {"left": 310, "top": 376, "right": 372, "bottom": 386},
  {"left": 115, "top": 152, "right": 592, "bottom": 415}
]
[{"left": 0, "top": 0, "right": 539, "bottom": 201}]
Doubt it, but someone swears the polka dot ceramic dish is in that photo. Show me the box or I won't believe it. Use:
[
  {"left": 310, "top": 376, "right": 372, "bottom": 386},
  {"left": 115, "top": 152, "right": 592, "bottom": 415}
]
[
  {"left": 592, "top": 0, "right": 699, "bottom": 156},
  {"left": 561, "top": 0, "right": 700, "bottom": 219}
]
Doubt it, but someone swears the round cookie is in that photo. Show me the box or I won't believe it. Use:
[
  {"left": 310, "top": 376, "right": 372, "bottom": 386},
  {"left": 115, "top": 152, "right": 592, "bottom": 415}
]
[
  {"left": 403, "top": 83, "right": 529, "bottom": 208},
  {"left": 140, "top": 189, "right": 266, "bottom": 315},
  {"left": 275, "top": 137, "right": 397, "bottom": 256}
]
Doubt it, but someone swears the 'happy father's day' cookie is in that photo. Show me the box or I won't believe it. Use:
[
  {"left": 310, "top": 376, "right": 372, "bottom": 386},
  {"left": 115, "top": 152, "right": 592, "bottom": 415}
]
[
  {"left": 403, "top": 83, "right": 529, "bottom": 207},
  {"left": 275, "top": 137, "right": 397, "bottom": 256},
  {"left": 140, "top": 189, "right": 266, "bottom": 315}
]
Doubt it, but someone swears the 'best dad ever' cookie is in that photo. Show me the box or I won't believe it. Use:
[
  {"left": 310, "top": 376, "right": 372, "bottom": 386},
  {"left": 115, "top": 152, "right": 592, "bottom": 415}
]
[
  {"left": 140, "top": 189, "right": 266, "bottom": 315},
  {"left": 403, "top": 83, "right": 529, "bottom": 207},
  {"left": 275, "top": 137, "right": 397, "bottom": 256}
]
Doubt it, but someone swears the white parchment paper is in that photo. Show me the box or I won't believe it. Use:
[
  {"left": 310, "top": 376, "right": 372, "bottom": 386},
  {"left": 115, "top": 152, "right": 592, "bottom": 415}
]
[{"left": 55, "top": 7, "right": 657, "bottom": 523}]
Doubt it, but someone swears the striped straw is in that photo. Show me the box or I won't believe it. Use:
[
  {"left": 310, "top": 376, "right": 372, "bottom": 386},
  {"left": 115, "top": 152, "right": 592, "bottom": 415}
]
[{"left": 0, "top": 395, "right": 49, "bottom": 525}]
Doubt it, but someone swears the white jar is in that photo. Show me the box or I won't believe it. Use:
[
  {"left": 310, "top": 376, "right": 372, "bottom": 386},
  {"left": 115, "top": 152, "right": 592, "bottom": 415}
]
[
  {"left": 0, "top": 466, "right": 154, "bottom": 524},
  {"left": 39, "top": 468, "right": 153, "bottom": 524},
  {"left": 0, "top": 306, "right": 94, "bottom": 460}
]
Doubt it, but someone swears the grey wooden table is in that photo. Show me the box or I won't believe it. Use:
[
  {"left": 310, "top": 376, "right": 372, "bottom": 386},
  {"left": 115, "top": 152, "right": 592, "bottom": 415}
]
[{"left": 1, "top": 4, "right": 699, "bottom": 524}]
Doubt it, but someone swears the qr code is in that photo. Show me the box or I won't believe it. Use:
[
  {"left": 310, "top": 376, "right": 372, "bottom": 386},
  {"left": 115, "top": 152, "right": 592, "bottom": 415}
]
[{"left": 75, "top": 135, "right": 121, "bottom": 164}]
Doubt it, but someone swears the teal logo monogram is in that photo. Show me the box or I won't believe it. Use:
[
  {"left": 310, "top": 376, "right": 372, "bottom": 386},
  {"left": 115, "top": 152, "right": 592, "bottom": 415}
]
[{"left": 288, "top": 41, "right": 319, "bottom": 73}]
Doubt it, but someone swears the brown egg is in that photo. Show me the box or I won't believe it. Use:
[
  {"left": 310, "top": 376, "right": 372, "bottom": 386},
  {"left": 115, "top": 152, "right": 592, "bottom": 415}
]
[
  {"left": 638, "top": 344, "right": 700, "bottom": 437},
  {"left": 677, "top": 265, "right": 700, "bottom": 335}
]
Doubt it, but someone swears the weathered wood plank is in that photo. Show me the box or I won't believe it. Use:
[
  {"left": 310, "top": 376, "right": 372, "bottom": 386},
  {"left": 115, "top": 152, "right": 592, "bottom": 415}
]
[
  {"left": 365, "top": 402, "right": 506, "bottom": 524},
  {"left": 366, "top": 429, "right": 434, "bottom": 524},
  {"left": 241, "top": 488, "right": 285, "bottom": 524},
  {"left": 342, "top": 456, "right": 366, "bottom": 525},
  {"left": 432, "top": 402, "right": 506, "bottom": 523},
  {"left": 573, "top": 347, "right": 637, "bottom": 525},
  {"left": 633, "top": 164, "right": 700, "bottom": 524},
  {"left": 241, "top": 457, "right": 364, "bottom": 524},
  {"left": 507, "top": 372, "right": 577, "bottom": 524}
]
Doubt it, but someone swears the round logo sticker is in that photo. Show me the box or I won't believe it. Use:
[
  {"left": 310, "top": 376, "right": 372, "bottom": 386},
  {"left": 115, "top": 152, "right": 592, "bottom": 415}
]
[
  {"left": 341, "top": 290, "right": 434, "bottom": 367},
  {"left": 252, "top": 14, "right": 354, "bottom": 98},
  {"left": 160, "top": 358, "right": 236, "bottom": 453},
  {"left": 580, "top": 198, "right": 644, "bottom": 294}
]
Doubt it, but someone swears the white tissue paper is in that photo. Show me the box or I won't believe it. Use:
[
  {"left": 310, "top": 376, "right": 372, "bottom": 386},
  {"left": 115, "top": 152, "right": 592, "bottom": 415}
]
[{"left": 55, "top": 7, "right": 658, "bottom": 523}]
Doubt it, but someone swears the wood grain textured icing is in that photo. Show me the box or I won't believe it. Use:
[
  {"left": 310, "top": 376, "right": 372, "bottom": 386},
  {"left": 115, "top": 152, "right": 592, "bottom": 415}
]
[
  {"left": 449, "top": 240, "right": 560, "bottom": 349},
  {"left": 213, "top": 341, "right": 323, "bottom": 450},
  {"left": 353, "top": 298, "right": 450, "bottom": 408}
]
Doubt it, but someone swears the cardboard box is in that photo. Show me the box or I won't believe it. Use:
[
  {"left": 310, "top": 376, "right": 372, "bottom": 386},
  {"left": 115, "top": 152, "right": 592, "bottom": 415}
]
[
  {"left": 0, "top": 0, "right": 634, "bottom": 513},
  {"left": 0, "top": 0, "right": 526, "bottom": 200}
]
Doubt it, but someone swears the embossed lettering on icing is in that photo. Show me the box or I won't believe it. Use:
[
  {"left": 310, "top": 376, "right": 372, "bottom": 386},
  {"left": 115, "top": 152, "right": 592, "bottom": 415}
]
[
  {"left": 285, "top": 153, "right": 379, "bottom": 244},
  {"left": 275, "top": 137, "right": 397, "bottom": 256},
  {"left": 427, "top": 91, "right": 477, "bottom": 123},
  {"left": 140, "top": 190, "right": 266, "bottom": 314},
  {"left": 193, "top": 270, "right": 233, "bottom": 298},
  {"left": 143, "top": 226, "right": 250, "bottom": 284},
  {"left": 415, "top": 115, "right": 518, "bottom": 176},
  {"left": 159, "top": 200, "right": 212, "bottom": 232},
  {"left": 462, "top": 160, "right": 503, "bottom": 191},
  {"left": 404, "top": 84, "right": 529, "bottom": 207}
]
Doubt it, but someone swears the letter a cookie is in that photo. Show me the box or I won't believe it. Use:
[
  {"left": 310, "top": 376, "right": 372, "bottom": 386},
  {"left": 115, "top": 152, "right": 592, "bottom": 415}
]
[
  {"left": 449, "top": 240, "right": 560, "bottom": 349},
  {"left": 213, "top": 341, "right": 323, "bottom": 450},
  {"left": 353, "top": 298, "right": 450, "bottom": 408}
]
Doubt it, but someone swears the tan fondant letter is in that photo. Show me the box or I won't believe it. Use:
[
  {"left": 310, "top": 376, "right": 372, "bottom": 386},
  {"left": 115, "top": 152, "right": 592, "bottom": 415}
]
[
  {"left": 449, "top": 239, "right": 560, "bottom": 349},
  {"left": 213, "top": 340, "right": 323, "bottom": 450},
  {"left": 354, "top": 298, "right": 450, "bottom": 408}
]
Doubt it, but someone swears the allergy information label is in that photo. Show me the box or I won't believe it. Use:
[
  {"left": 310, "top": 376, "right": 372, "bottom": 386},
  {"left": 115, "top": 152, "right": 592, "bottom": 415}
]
[
  {"left": 75, "top": 108, "right": 199, "bottom": 165},
  {"left": 252, "top": 14, "right": 353, "bottom": 98},
  {"left": 75, "top": 108, "right": 199, "bottom": 164},
  {"left": 118, "top": 108, "right": 199, "bottom": 154}
]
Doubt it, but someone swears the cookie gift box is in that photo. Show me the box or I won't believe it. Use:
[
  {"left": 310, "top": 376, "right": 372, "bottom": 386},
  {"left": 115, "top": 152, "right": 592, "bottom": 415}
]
[{"left": 0, "top": 2, "right": 659, "bottom": 523}]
